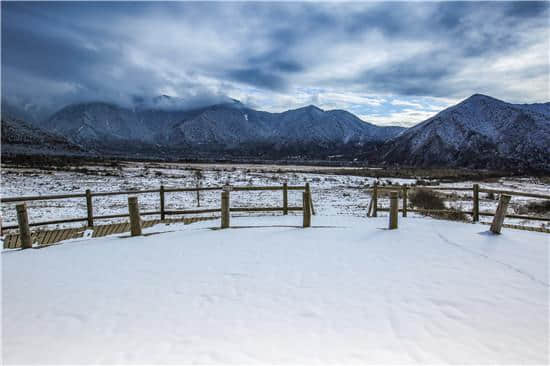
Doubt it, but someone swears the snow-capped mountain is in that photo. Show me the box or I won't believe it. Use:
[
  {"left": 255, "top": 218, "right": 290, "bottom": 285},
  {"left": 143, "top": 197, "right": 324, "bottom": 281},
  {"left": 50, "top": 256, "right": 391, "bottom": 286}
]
[
  {"left": 3, "top": 93, "right": 548, "bottom": 171},
  {"left": 42, "top": 99, "right": 405, "bottom": 151},
  {"left": 378, "top": 94, "right": 550, "bottom": 171},
  {"left": 166, "top": 104, "right": 404, "bottom": 149}
]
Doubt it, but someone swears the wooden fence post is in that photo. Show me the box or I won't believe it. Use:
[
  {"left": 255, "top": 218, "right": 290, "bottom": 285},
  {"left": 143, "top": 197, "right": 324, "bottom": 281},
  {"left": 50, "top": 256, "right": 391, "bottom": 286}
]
[
  {"left": 303, "top": 191, "right": 311, "bottom": 228},
  {"left": 16, "top": 203, "right": 32, "bottom": 249},
  {"left": 473, "top": 184, "right": 480, "bottom": 222},
  {"left": 128, "top": 196, "right": 142, "bottom": 236},
  {"left": 85, "top": 189, "right": 94, "bottom": 227},
  {"left": 402, "top": 186, "right": 408, "bottom": 217},
  {"left": 490, "top": 194, "right": 511, "bottom": 234},
  {"left": 305, "top": 183, "right": 315, "bottom": 215},
  {"left": 160, "top": 185, "right": 165, "bottom": 221},
  {"left": 389, "top": 191, "right": 398, "bottom": 230},
  {"left": 372, "top": 183, "right": 378, "bottom": 217},
  {"left": 283, "top": 183, "right": 288, "bottom": 215},
  {"left": 221, "top": 190, "right": 230, "bottom": 228},
  {"left": 367, "top": 197, "right": 373, "bottom": 217}
]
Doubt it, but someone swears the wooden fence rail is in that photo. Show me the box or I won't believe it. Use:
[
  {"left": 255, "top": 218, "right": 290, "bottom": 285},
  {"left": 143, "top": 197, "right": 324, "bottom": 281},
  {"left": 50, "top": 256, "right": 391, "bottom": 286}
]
[
  {"left": 368, "top": 184, "right": 550, "bottom": 226},
  {"left": 1, "top": 183, "right": 316, "bottom": 248}
]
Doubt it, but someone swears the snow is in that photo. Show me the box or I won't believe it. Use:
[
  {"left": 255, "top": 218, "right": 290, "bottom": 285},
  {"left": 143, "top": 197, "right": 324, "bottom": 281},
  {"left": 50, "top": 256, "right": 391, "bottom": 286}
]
[
  {"left": 2, "top": 215, "right": 548, "bottom": 364},
  {"left": 2, "top": 162, "right": 548, "bottom": 231}
]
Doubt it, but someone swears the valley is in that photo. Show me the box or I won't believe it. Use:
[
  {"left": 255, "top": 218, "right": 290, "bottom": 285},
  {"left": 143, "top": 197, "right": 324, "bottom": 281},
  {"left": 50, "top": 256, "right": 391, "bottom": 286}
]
[{"left": 1, "top": 160, "right": 549, "bottom": 232}]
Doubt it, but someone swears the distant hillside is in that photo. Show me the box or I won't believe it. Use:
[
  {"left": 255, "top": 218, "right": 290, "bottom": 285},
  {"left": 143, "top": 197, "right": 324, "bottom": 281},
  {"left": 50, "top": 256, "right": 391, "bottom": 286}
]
[
  {"left": 40, "top": 98, "right": 404, "bottom": 156},
  {"left": 1, "top": 115, "right": 87, "bottom": 156},
  {"left": 377, "top": 94, "right": 550, "bottom": 172},
  {"left": 2, "top": 94, "right": 549, "bottom": 172}
]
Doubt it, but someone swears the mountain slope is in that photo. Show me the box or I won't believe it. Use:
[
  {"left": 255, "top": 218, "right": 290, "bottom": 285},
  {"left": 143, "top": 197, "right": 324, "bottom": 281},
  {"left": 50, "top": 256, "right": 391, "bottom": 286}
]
[
  {"left": 45, "top": 100, "right": 405, "bottom": 153},
  {"left": 378, "top": 94, "right": 550, "bottom": 171},
  {"left": 1, "top": 115, "right": 87, "bottom": 156}
]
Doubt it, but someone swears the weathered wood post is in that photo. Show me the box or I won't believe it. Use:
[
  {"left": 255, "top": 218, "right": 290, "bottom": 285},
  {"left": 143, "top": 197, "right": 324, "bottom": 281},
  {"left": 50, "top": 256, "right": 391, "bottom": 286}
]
[
  {"left": 160, "top": 185, "right": 165, "bottom": 221},
  {"left": 16, "top": 203, "right": 32, "bottom": 249},
  {"left": 221, "top": 189, "right": 230, "bottom": 229},
  {"left": 128, "top": 196, "right": 142, "bottom": 236},
  {"left": 402, "top": 186, "right": 408, "bottom": 217},
  {"left": 85, "top": 189, "right": 94, "bottom": 227},
  {"left": 303, "top": 191, "right": 311, "bottom": 228},
  {"left": 372, "top": 183, "right": 378, "bottom": 217},
  {"left": 283, "top": 182, "right": 288, "bottom": 215},
  {"left": 389, "top": 191, "right": 398, "bottom": 230},
  {"left": 490, "top": 194, "right": 511, "bottom": 234},
  {"left": 367, "top": 197, "right": 373, "bottom": 217},
  {"left": 472, "top": 184, "right": 480, "bottom": 222},
  {"left": 305, "top": 182, "right": 315, "bottom": 215}
]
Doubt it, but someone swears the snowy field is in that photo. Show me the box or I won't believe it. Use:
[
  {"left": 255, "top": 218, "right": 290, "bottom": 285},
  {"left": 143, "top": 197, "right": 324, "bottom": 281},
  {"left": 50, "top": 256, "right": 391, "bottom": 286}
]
[
  {"left": 2, "top": 215, "right": 548, "bottom": 364},
  {"left": 1, "top": 161, "right": 549, "bottom": 230}
]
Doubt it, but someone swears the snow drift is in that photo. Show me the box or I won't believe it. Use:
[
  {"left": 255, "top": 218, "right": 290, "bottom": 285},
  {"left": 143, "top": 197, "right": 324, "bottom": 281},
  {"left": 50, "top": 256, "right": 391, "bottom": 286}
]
[{"left": 2, "top": 215, "right": 548, "bottom": 363}]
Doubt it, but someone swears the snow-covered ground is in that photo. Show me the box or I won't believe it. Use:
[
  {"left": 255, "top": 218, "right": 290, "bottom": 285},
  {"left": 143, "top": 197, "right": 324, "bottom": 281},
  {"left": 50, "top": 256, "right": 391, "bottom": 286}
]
[
  {"left": 2, "top": 215, "right": 548, "bottom": 364},
  {"left": 1, "top": 162, "right": 549, "bottom": 230}
]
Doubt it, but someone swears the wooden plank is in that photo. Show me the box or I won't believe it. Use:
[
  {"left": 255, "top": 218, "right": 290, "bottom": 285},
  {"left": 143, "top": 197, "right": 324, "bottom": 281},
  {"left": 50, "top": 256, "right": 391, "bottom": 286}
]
[
  {"left": 1, "top": 192, "right": 86, "bottom": 203},
  {"left": 165, "top": 209, "right": 221, "bottom": 215},
  {"left": 49, "top": 229, "right": 64, "bottom": 244},
  {"left": 230, "top": 207, "right": 285, "bottom": 212},
  {"left": 164, "top": 187, "right": 221, "bottom": 193},
  {"left": 42, "top": 229, "right": 55, "bottom": 245},
  {"left": 479, "top": 212, "right": 549, "bottom": 221},
  {"left": 56, "top": 229, "right": 73, "bottom": 244},
  {"left": 93, "top": 225, "right": 107, "bottom": 238},
  {"left": 34, "top": 231, "right": 47, "bottom": 245},
  {"left": 4, "top": 234, "right": 17, "bottom": 249},
  {"left": 479, "top": 188, "right": 550, "bottom": 200},
  {"left": 91, "top": 189, "right": 160, "bottom": 197},
  {"left": 413, "top": 186, "right": 472, "bottom": 191},
  {"left": 103, "top": 224, "right": 116, "bottom": 236},
  {"left": 481, "top": 222, "right": 550, "bottom": 234},
  {"left": 232, "top": 186, "right": 284, "bottom": 191}
]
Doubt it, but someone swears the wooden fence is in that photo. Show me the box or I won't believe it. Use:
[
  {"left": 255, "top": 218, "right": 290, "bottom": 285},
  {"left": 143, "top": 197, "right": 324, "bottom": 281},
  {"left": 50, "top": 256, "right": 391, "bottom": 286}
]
[
  {"left": 1, "top": 183, "right": 315, "bottom": 249},
  {"left": 367, "top": 184, "right": 550, "bottom": 228}
]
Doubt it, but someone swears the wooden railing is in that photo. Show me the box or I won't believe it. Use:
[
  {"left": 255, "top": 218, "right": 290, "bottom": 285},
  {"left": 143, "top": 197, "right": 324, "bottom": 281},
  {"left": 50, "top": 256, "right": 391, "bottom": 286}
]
[
  {"left": 367, "top": 184, "right": 550, "bottom": 224},
  {"left": 1, "top": 183, "right": 315, "bottom": 232}
]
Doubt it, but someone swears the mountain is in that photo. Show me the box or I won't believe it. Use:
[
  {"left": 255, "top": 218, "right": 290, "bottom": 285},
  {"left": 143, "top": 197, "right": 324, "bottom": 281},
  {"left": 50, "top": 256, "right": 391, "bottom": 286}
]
[
  {"left": 4, "top": 93, "right": 548, "bottom": 171},
  {"left": 377, "top": 94, "right": 550, "bottom": 171},
  {"left": 1, "top": 115, "right": 87, "bottom": 156},
  {"left": 42, "top": 99, "right": 405, "bottom": 155}
]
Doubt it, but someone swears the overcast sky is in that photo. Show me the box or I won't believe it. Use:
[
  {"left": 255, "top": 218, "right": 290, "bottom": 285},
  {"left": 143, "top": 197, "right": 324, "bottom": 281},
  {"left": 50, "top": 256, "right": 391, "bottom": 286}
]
[{"left": 2, "top": 1, "right": 548, "bottom": 126}]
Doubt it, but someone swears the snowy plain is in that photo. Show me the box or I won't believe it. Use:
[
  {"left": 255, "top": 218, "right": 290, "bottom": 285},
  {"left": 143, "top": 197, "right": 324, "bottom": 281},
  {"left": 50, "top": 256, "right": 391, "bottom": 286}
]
[
  {"left": 1, "top": 161, "right": 549, "bottom": 230},
  {"left": 2, "top": 215, "right": 548, "bottom": 364}
]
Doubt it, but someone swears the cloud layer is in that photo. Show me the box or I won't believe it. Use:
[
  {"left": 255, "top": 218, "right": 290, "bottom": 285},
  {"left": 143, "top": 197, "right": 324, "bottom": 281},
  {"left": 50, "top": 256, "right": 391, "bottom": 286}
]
[{"left": 2, "top": 2, "right": 548, "bottom": 125}]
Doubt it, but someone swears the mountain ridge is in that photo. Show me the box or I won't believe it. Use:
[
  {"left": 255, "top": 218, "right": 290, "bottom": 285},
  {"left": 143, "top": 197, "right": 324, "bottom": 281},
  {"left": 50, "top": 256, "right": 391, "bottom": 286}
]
[{"left": 2, "top": 93, "right": 549, "bottom": 172}]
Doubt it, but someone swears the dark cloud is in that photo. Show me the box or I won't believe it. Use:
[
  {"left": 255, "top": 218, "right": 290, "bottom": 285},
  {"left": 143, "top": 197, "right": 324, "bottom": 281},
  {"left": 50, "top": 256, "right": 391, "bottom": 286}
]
[
  {"left": 1, "top": 1, "right": 548, "bottom": 120},
  {"left": 227, "top": 68, "right": 287, "bottom": 91}
]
